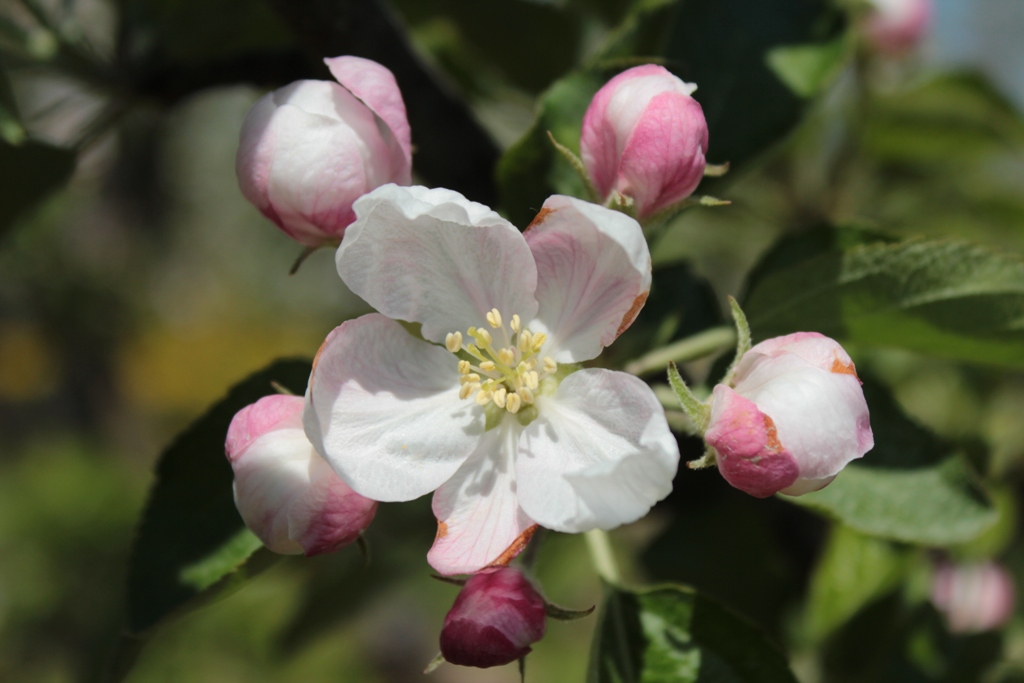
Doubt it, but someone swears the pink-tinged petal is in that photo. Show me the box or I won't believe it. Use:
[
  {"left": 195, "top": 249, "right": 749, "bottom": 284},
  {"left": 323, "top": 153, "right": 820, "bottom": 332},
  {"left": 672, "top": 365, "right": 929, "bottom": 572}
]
[
  {"left": 705, "top": 385, "right": 800, "bottom": 498},
  {"left": 932, "top": 561, "right": 1016, "bottom": 633},
  {"left": 264, "top": 90, "right": 375, "bottom": 243},
  {"left": 228, "top": 395, "right": 376, "bottom": 556},
  {"left": 440, "top": 567, "right": 547, "bottom": 668},
  {"left": 618, "top": 90, "right": 708, "bottom": 218},
  {"left": 779, "top": 475, "right": 835, "bottom": 496},
  {"left": 516, "top": 369, "right": 679, "bottom": 532},
  {"left": 428, "top": 422, "right": 537, "bottom": 576},
  {"left": 236, "top": 91, "right": 278, "bottom": 219},
  {"left": 226, "top": 393, "right": 304, "bottom": 462},
  {"left": 324, "top": 56, "right": 412, "bottom": 176},
  {"left": 580, "top": 64, "right": 701, "bottom": 208},
  {"left": 525, "top": 196, "right": 651, "bottom": 363},
  {"left": 741, "top": 332, "right": 858, "bottom": 379},
  {"left": 303, "top": 313, "right": 483, "bottom": 502},
  {"left": 865, "top": 0, "right": 931, "bottom": 55},
  {"left": 733, "top": 353, "right": 873, "bottom": 482},
  {"left": 337, "top": 185, "right": 539, "bottom": 345}
]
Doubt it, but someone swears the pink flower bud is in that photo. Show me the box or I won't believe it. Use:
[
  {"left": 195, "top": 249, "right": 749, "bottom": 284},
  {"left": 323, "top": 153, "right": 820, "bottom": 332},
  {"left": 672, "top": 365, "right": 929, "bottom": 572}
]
[
  {"left": 864, "top": 0, "right": 931, "bottom": 56},
  {"left": 932, "top": 561, "right": 1016, "bottom": 634},
  {"left": 705, "top": 332, "right": 873, "bottom": 498},
  {"left": 225, "top": 394, "right": 378, "bottom": 555},
  {"left": 580, "top": 64, "right": 709, "bottom": 220},
  {"left": 440, "top": 567, "right": 547, "bottom": 668},
  {"left": 236, "top": 56, "right": 412, "bottom": 247}
]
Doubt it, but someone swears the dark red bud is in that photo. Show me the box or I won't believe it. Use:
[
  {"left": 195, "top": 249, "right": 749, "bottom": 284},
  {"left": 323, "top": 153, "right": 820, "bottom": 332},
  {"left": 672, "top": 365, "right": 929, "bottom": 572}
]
[{"left": 439, "top": 567, "right": 546, "bottom": 668}]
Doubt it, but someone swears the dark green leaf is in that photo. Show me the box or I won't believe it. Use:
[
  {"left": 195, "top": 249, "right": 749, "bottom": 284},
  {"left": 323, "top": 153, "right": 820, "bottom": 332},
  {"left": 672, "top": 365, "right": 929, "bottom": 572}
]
[
  {"left": 744, "top": 229, "right": 1024, "bottom": 369},
  {"left": 120, "top": 0, "right": 295, "bottom": 68},
  {"left": 0, "top": 139, "right": 75, "bottom": 239},
  {"left": 766, "top": 35, "right": 851, "bottom": 99},
  {"left": 0, "top": 59, "right": 25, "bottom": 145},
  {"left": 788, "top": 376, "right": 998, "bottom": 545},
  {"left": 587, "top": 583, "right": 798, "bottom": 683},
  {"left": 126, "top": 358, "right": 310, "bottom": 634},
  {"left": 801, "top": 525, "right": 913, "bottom": 643}
]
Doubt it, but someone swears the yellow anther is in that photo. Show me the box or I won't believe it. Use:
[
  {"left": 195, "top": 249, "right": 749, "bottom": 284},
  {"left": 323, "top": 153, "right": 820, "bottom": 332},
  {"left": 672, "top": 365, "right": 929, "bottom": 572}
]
[
  {"left": 531, "top": 332, "right": 547, "bottom": 353},
  {"left": 510, "top": 314, "right": 521, "bottom": 333},
  {"left": 458, "top": 360, "right": 471, "bottom": 375},
  {"left": 445, "top": 331, "right": 463, "bottom": 353},
  {"left": 480, "top": 360, "right": 496, "bottom": 372},
  {"left": 525, "top": 357, "right": 538, "bottom": 370},
  {"left": 475, "top": 389, "right": 493, "bottom": 406},
  {"left": 498, "top": 348, "right": 516, "bottom": 366},
  {"left": 518, "top": 387, "right": 535, "bottom": 405},
  {"left": 460, "top": 373, "right": 480, "bottom": 385},
  {"left": 543, "top": 356, "right": 557, "bottom": 374},
  {"left": 459, "top": 383, "right": 477, "bottom": 400},
  {"left": 486, "top": 308, "right": 503, "bottom": 329},
  {"left": 518, "top": 330, "right": 533, "bottom": 353},
  {"left": 482, "top": 378, "right": 498, "bottom": 392},
  {"left": 492, "top": 387, "right": 507, "bottom": 408},
  {"left": 506, "top": 393, "right": 522, "bottom": 414},
  {"left": 476, "top": 328, "right": 493, "bottom": 346},
  {"left": 526, "top": 371, "right": 539, "bottom": 389}
]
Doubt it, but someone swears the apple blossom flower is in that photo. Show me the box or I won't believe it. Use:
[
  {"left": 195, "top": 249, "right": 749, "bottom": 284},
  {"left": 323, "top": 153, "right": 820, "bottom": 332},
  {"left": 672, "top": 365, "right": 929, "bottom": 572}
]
[
  {"left": 704, "top": 332, "right": 873, "bottom": 498},
  {"left": 304, "top": 184, "right": 679, "bottom": 575},
  {"left": 932, "top": 561, "right": 1016, "bottom": 634},
  {"left": 226, "top": 394, "right": 378, "bottom": 555},
  {"left": 440, "top": 567, "right": 547, "bottom": 668},
  {"left": 236, "top": 56, "right": 412, "bottom": 247},
  {"left": 863, "top": 0, "right": 931, "bottom": 55},
  {"left": 580, "top": 64, "right": 709, "bottom": 220}
]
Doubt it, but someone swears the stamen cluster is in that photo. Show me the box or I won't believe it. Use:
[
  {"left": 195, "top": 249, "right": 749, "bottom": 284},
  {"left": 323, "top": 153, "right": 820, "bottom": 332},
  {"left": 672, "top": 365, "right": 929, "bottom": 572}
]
[{"left": 445, "top": 309, "right": 558, "bottom": 414}]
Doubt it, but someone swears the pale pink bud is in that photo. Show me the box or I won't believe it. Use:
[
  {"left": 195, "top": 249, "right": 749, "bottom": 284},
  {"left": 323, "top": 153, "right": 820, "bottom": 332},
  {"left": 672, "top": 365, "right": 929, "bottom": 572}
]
[
  {"left": 932, "top": 561, "right": 1016, "bottom": 634},
  {"left": 236, "top": 56, "right": 412, "bottom": 247},
  {"left": 864, "top": 0, "right": 931, "bottom": 56},
  {"left": 225, "top": 394, "right": 377, "bottom": 555},
  {"left": 440, "top": 567, "right": 547, "bottom": 668},
  {"left": 705, "top": 332, "right": 873, "bottom": 498},
  {"left": 580, "top": 64, "right": 709, "bottom": 220}
]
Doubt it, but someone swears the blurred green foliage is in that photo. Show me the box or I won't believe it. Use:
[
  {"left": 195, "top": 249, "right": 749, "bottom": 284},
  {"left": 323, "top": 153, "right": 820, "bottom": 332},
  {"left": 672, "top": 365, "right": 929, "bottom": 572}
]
[{"left": 1, "top": 0, "right": 1024, "bottom": 681}]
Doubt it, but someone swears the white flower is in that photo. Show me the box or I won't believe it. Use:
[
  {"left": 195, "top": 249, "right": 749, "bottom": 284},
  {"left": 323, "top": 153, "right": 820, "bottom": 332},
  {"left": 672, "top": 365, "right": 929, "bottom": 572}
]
[{"left": 304, "top": 185, "right": 679, "bottom": 575}]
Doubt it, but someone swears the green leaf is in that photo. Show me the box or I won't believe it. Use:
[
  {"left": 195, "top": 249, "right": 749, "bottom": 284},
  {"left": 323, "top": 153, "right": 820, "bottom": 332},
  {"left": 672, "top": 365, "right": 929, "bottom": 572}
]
[
  {"left": 788, "top": 376, "right": 998, "bottom": 546},
  {"left": 802, "top": 525, "right": 914, "bottom": 643},
  {"left": 498, "top": 69, "right": 605, "bottom": 226},
  {"left": 587, "top": 583, "right": 798, "bottom": 683},
  {"left": 744, "top": 229, "right": 1024, "bottom": 369},
  {"left": 0, "top": 139, "right": 76, "bottom": 239},
  {"left": 766, "top": 36, "right": 851, "bottom": 98},
  {"left": 126, "top": 358, "right": 311, "bottom": 634}
]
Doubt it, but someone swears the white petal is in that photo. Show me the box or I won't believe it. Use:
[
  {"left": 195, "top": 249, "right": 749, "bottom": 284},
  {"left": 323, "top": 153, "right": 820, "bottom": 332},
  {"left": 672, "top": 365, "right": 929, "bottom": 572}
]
[
  {"left": 304, "top": 313, "right": 484, "bottom": 502},
  {"left": 515, "top": 369, "right": 679, "bottom": 532},
  {"left": 525, "top": 196, "right": 651, "bottom": 363},
  {"left": 337, "top": 185, "right": 539, "bottom": 344},
  {"left": 428, "top": 422, "right": 537, "bottom": 575},
  {"left": 734, "top": 354, "right": 871, "bottom": 481}
]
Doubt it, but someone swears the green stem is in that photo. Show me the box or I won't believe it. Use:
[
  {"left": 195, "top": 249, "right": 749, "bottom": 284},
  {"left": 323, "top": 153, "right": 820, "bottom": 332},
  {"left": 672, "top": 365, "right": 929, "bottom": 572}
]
[
  {"left": 624, "top": 326, "right": 735, "bottom": 377},
  {"left": 585, "top": 529, "right": 621, "bottom": 584}
]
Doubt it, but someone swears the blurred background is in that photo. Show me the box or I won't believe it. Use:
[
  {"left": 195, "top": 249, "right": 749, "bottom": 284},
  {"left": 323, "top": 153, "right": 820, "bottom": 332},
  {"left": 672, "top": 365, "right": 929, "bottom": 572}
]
[{"left": 2, "top": 0, "right": 1024, "bottom": 681}]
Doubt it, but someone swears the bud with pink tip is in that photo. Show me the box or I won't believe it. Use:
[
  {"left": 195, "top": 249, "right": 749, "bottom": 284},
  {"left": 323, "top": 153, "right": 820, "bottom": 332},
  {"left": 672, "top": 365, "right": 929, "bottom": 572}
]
[
  {"left": 863, "top": 0, "right": 931, "bottom": 56},
  {"left": 932, "top": 561, "right": 1016, "bottom": 634},
  {"left": 580, "top": 64, "right": 709, "bottom": 220},
  {"left": 440, "top": 567, "right": 547, "bottom": 668},
  {"left": 226, "top": 394, "right": 378, "bottom": 555},
  {"left": 236, "top": 56, "right": 412, "bottom": 247},
  {"left": 705, "top": 332, "right": 873, "bottom": 498}
]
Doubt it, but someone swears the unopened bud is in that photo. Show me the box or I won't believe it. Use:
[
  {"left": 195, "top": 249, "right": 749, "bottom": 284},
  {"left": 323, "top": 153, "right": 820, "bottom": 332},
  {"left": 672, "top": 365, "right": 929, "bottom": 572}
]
[{"left": 440, "top": 567, "right": 546, "bottom": 668}]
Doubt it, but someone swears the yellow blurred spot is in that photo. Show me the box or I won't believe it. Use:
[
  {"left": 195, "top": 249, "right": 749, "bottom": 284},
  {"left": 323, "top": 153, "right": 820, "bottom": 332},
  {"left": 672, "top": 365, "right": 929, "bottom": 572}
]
[
  {"left": 0, "top": 322, "right": 59, "bottom": 401},
  {"left": 118, "top": 321, "right": 323, "bottom": 414}
]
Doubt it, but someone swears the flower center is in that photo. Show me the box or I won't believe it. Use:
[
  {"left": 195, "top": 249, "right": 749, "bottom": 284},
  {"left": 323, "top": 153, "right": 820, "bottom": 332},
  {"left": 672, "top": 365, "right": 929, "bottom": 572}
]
[{"left": 445, "top": 308, "right": 558, "bottom": 415}]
